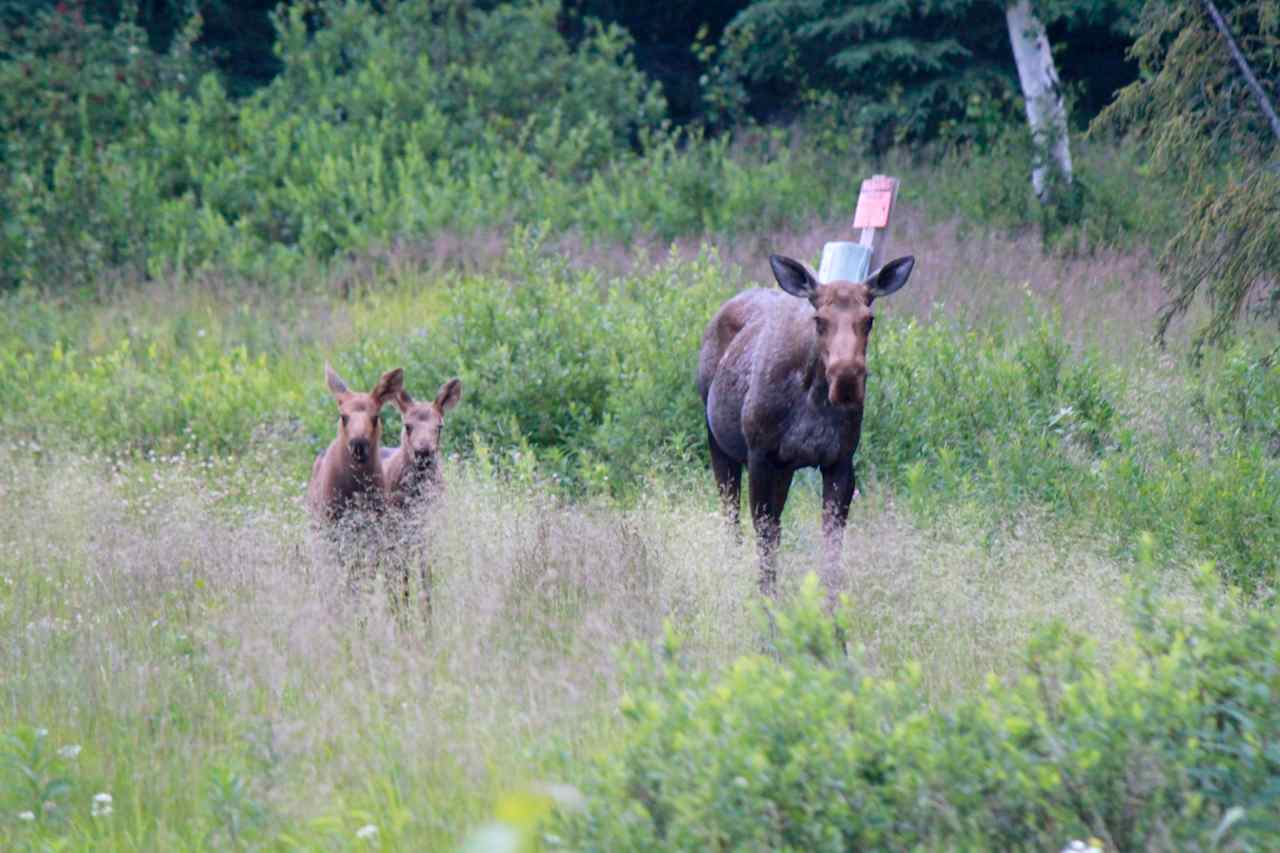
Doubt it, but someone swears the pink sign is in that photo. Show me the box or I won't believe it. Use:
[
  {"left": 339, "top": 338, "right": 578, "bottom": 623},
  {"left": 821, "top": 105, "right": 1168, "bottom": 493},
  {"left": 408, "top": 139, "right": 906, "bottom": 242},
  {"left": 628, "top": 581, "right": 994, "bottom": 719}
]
[{"left": 852, "top": 176, "right": 897, "bottom": 229}]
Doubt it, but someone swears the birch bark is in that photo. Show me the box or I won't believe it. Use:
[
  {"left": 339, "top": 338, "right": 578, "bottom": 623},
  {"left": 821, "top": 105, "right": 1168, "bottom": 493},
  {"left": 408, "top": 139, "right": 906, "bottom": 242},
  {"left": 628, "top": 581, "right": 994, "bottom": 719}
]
[{"left": 1005, "top": 0, "right": 1072, "bottom": 201}]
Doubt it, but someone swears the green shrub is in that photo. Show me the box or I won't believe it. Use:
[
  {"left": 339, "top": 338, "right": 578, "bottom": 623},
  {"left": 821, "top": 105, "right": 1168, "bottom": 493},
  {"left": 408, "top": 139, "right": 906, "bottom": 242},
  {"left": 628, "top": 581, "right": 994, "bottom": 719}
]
[
  {"left": 386, "top": 232, "right": 738, "bottom": 493},
  {"left": 899, "top": 134, "right": 1179, "bottom": 254},
  {"left": 857, "top": 310, "right": 1117, "bottom": 521},
  {"left": 0, "top": 1, "right": 204, "bottom": 288},
  {"left": 557, "top": 573, "right": 1280, "bottom": 850},
  {"left": 0, "top": 0, "right": 875, "bottom": 287}
]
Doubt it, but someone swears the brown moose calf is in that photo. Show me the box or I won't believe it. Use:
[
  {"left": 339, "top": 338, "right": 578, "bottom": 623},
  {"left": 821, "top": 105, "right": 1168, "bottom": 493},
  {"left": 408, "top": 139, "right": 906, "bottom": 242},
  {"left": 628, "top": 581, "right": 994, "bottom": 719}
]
[
  {"left": 697, "top": 253, "right": 915, "bottom": 595},
  {"left": 380, "top": 377, "right": 463, "bottom": 508},
  {"left": 306, "top": 363, "right": 404, "bottom": 525}
]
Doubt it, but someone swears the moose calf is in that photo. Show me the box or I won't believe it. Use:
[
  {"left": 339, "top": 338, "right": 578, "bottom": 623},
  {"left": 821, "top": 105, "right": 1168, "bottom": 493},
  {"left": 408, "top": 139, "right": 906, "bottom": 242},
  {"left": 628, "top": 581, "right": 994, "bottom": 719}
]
[
  {"left": 381, "top": 378, "right": 463, "bottom": 508},
  {"left": 306, "top": 363, "right": 404, "bottom": 524}
]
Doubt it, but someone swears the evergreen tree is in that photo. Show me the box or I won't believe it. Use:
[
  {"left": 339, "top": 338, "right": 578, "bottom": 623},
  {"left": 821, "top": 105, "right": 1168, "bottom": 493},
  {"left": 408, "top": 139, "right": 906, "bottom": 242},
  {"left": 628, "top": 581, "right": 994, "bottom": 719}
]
[
  {"left": 708, "top": 0, "right": 1014, "bottom": 148},
  {"left": 1097, "top": 0, "right": 1280, "bottom": 348}
]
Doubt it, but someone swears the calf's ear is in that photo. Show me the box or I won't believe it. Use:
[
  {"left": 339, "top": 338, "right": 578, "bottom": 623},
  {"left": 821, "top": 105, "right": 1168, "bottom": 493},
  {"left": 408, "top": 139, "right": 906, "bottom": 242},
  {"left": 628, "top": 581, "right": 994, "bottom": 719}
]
[
  {"left": 371, "top": 367, "right": 405, "bottom": 405},
  {"left": 434, "top": 378, "right": 463, "bottom": 413},
  {"left": 770, "top": 254, "right": 819, "bottom": 303},
  {"left": 325, "top": 362, "right": 349, "bottom": 398},
  {"left": 866, "top": 256, "right": 915, "bottom": 299},
  {"left": 393, "top": 388, "right": 414, "bottom": 414}
]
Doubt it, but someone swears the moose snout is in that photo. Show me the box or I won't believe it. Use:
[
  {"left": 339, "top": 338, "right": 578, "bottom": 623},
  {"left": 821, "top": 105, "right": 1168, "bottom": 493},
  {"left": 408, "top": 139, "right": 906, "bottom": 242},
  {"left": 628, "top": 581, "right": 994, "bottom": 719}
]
[
  {"left": 348, "top": 438, "right": 371, "bottom": 463},
  {"left": 412, "top": 445, "right": 437, "bottom": 469},
  {"left": 826, "top": 362, "right": 866, "bottom": 408}
]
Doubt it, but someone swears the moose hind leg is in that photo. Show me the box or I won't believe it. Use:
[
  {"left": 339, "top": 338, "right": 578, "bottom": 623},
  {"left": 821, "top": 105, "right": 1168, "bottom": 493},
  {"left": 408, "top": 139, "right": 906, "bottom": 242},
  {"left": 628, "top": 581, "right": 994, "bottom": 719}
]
[{"left": 707, "top": 423, "right": 743, "bottom": 536}]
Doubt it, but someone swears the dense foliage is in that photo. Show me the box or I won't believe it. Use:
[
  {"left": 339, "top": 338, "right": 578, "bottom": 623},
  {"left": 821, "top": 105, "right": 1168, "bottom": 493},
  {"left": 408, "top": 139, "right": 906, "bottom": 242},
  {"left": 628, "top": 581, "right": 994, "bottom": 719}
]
[
  {"left": 0, "top": 0, "right": 1166, "bottom": 292},
  {"left": 1, "top": 0, "right": 902, "bottom": 288},
  {"left": 0, "top": 1, "right": 205, "bottom": 286},
  {"left": 708, "top": 0, "right": 1019, "bottom": 146},
  {"left": 558, "top": 572, "right": 1280, "bottom": 849},
  {"left": 1098, "top": 0, "right": 1280, "bottom": 348}
]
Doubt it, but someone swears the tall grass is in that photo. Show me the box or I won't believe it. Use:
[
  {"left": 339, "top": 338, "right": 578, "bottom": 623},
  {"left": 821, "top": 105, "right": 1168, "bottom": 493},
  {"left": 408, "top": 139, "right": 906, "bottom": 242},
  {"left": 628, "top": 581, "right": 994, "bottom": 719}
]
[
  {"left": 3, "top": 219, "right": 1276, "bottom": 587},
  {"left": 0, "top": 444, "right": 1183, "bottom": 848}
]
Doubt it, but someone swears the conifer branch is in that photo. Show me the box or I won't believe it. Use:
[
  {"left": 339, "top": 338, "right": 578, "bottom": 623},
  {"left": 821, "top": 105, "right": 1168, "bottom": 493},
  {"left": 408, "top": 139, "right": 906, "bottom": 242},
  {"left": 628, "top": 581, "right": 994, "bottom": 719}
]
[{"left": 1200, "top": 0, "right": 1280, "bottom": 144}]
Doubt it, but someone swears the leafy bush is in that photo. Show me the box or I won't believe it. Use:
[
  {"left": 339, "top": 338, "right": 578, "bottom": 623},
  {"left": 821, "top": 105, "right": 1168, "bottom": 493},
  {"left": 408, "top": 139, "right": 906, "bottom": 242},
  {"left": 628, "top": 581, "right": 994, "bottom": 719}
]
[
  {"left": 864, "top": 312, "right": 1116, "bottom": 508},
  {"left": 0, "top": 0, "right": 204, "bottom": 287},
  {"left": 369, "top": 233, "right": 740, "bottom": 492},
  {"left": 897, "top": 132, "right": 1180, "bottom": 254},
  {"left": 557, "top": 572, "right": 1280, "bottom": 850},
  {"left": 130, "top": 0, "right": 672, "bottom": 269},
  {"left": 0, "top": 0, "right": 878, "bottom": 287}
]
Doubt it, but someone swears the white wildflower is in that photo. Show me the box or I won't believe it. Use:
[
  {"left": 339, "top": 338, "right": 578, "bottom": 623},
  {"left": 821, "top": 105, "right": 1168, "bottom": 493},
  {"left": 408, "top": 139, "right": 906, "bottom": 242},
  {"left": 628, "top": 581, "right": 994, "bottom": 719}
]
[
  {"left": 59, "top": 744, "right": 81, "bottom": 760},
  {"left": 92, "top": 793, "right": 113, "bottom": 818},
  {"left": 355, "top": 824, "right": 378, "bottom": 840},
  {"left": 17, "top": 810, "right": 35, "bottom": 822},
  {"left": 1061, "top": 841, "right": 1104, "bottom": 853}
]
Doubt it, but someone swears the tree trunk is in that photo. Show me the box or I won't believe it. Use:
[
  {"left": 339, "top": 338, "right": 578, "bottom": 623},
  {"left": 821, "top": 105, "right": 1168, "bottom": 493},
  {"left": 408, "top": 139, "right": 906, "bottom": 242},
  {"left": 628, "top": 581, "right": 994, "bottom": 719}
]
[{"left": 1005, "top": 0, "right": 1072, "bottom": 202}]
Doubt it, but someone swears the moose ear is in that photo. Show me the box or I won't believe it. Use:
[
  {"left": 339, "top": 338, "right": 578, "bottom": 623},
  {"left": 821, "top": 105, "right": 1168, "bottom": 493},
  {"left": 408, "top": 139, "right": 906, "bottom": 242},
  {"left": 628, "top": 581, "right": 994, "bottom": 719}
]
[
  {"left": 393, "top": 388, "right": 414, "bottom": 414},
  {"left": 866, "top": 256, "right": 915, "bottom": 300},
  {"left": 770, "top": 254, "right": 819, "bottom": 302},
  {"left": 324, "top": 362, "right": 349, "bottom": 397},
  {"left": 434, "top": 378, "right": 462, "bottom": 413},
  {"left": 371, "top": 367, "right": 404, "bottom": 405}
]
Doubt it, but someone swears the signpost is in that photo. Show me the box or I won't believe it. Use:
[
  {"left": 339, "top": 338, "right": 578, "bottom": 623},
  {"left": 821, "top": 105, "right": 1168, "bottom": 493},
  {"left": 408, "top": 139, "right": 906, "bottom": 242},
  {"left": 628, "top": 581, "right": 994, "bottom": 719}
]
[{"left": 817, "top": 174, "right": 899, "bottom": 284}]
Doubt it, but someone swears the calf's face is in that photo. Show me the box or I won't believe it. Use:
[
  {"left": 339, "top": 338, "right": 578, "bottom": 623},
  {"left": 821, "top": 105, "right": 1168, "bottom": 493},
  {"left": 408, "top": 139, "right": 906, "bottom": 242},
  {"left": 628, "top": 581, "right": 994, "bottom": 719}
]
[
  {"left": 394, "top": 378, "right": 462, "bottom": 471},
  {"left": 769, "top": 254, "right": 915, "bottom": 409},
  {"left": 325, "top": 363, "right": 403, "bottom": 465}
]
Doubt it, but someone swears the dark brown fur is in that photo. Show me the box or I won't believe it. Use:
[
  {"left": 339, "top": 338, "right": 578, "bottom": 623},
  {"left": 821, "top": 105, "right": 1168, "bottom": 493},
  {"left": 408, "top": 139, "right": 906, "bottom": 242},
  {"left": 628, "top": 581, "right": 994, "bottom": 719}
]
[
  {"left": 306, "top": 363, "right": 404, "bottom": 524},
  {"left": 697, "top": 254, "right": 914, "bottom": 594}
]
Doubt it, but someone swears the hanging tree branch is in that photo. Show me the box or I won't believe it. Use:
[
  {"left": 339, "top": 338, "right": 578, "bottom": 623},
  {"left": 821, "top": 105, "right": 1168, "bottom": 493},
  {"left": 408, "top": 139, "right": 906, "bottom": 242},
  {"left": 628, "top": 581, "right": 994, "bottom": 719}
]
[{"left": 1200, "top": 0, "right": 1280, "bottom": 144}]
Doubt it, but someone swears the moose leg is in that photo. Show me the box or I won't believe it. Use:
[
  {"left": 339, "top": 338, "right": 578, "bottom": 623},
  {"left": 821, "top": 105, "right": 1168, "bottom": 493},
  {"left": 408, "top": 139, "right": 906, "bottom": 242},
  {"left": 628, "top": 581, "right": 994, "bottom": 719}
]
[
  {"left": 820, "top": 460, "right": 857, "bottom": 595},
  {"left": 748, "top": 453, "right": 791, "bottom": 596},
  {"left": 707, "top": 423, "right": 743, "bottom": 536}
]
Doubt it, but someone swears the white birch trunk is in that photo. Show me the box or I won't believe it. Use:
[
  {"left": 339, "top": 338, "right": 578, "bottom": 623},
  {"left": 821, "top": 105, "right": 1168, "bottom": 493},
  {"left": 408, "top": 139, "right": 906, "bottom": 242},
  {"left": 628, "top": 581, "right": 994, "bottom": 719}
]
[{"left": 1005, "top": 0, "right": 1072, "bottom": 202}]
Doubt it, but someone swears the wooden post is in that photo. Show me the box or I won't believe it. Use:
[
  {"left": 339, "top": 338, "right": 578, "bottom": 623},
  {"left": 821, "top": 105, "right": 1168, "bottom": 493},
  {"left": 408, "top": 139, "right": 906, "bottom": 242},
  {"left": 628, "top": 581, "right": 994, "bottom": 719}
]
[
  {"left": 817, "top": 174, "right": 899, "bottom": 283},
  {"left": 853, "top": 174, "right": 898, "bottom": 272}
]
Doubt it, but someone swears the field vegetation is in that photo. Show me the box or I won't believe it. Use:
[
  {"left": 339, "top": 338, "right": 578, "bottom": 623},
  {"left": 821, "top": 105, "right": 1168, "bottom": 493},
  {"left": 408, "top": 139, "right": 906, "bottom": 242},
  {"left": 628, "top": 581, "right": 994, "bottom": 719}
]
[{"left": 2, "top": 0, "right": 1278, "bottom": 849}]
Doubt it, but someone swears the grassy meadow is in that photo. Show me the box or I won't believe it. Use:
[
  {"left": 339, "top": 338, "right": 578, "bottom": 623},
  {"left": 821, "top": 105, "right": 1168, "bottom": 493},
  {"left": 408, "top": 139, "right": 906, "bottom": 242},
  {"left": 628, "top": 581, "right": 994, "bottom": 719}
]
[
  {"left": 4, "top": 193, "right": 1279, "bottom": 848},
  {"left": 2, "top": 1, "right": 1278, "bottom": 845}
]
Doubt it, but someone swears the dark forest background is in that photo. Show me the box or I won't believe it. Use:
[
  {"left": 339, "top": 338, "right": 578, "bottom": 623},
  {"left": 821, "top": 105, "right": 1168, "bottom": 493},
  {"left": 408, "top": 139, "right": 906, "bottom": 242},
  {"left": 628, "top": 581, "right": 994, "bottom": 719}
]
[{"left": 1, "top": 0, "right": 1136, "bottom": 123}]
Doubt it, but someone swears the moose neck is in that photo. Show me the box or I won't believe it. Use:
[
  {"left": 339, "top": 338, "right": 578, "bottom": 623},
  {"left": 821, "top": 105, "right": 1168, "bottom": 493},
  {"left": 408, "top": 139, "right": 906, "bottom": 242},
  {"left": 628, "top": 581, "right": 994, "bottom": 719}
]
[
  {"left": 801, "top": 334, "right": 832, "bottom": 410},
  {"left": 398, "top": 458, "right": 440, "bottom": 498}
]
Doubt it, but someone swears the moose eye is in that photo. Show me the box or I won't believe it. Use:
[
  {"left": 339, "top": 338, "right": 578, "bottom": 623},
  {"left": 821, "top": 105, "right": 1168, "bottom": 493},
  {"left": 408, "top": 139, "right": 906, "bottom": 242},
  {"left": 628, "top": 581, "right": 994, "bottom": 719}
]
[
  {"left": 372, "top": 415, "right": 379, "bottom": 427},
  {"left": 815, "top": 318, "right": 829, "bottom": 334},
  {"left": 341, "top": 414, "right": 349, "bottom": 427},
  {"left": 867, "top": 316, "right": 875, "bottom": 332},
  {"left": 404, "top": 422, "right": 413, "bottom": 434}
]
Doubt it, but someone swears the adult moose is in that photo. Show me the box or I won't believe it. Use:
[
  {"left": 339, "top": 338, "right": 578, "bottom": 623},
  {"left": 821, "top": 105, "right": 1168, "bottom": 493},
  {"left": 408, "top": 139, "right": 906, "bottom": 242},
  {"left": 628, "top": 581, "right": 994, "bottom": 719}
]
[
  {"left": 307, "top": 363, "right": 404, "bottom": 524},
  {"left": 697, "top": 253, "right": 914, "bottom": 594},
  {"left": 382, "top": 378, "right": 463, "bottom": 508}
]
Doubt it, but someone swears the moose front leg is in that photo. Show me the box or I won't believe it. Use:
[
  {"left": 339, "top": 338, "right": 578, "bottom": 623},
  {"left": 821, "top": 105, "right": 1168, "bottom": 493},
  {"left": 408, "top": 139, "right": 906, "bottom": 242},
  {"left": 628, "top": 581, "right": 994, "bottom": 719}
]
[
  {"left": 820, "top": 460, "right": 857, "bottom": 596},
  {"left": 748, "top": 453, "right": 792, "bottom": 596}
]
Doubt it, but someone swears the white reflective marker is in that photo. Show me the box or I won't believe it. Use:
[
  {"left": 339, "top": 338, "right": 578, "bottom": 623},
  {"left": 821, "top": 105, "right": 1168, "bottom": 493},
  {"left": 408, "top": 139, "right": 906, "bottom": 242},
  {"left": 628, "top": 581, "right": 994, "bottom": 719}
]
[{"left": 817, "top": 241, "right": 872, "bottom": 284}]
